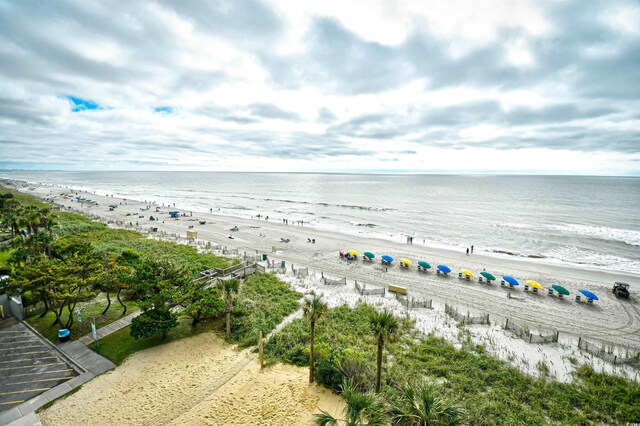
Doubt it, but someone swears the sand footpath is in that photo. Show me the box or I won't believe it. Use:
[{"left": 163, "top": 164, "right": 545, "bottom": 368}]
[{"left": 39, "top": 332, "right": 343, "bottom": 426}]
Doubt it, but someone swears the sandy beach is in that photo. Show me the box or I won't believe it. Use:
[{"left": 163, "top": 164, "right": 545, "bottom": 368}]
[
  {"left": 39, "top": 333, "right": 343, "bottom": 426},
  {"left": 18, "top": 183, "right": 639, "bottom": 350},
  {"left": 7, "top": 181, "right": 640, "bottom": 424}
]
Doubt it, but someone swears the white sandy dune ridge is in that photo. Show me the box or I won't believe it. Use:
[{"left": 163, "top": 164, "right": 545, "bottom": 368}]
[
  {"left": 18, "top": 186, "right": 640, "bottom": 364},
  {"left": 39, "top": 333, "right": 344, "bottom": 426},
  {"left": 280, "top": 271, "right": 640, "bottom": 383}
]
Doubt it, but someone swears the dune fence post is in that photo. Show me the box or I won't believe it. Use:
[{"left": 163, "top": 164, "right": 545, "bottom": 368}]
[{"left": 259, "top": 331, "right": 264, "bottom": 369}]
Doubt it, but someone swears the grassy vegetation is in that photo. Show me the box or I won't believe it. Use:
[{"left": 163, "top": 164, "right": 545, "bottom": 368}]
[
  {"left": 230, "top": 272, "right": 302, "bottom": 347},
  {"left": 90, "top": 273, "right": 301, "bottom": 365},
  {"left": 265, "top": 303, "right": 640, "bottom": 425},
  {"left": 0, "top": 249, "right": 10, "bottom": 270},
  {"left": 55, "top": 227, "right": 233, "bottom": 274},
  {"left": 25, "top": 293, "right": 141, "bottom": 342},
  {"left": 89, "top": 318, "right": 222, "bottom": 365},
  {"left": 0, "top": 187, "right": 46, "bottom": 206}
]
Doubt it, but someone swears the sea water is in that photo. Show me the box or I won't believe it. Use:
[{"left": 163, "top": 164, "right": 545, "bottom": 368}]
[{"left": 2, "top": 171, "right": 639, "bottom": 275}]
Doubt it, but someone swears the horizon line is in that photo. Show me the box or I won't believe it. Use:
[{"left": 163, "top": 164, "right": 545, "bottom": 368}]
[{"left": 1, "top": 169, "right": 639, "bottom": 178}]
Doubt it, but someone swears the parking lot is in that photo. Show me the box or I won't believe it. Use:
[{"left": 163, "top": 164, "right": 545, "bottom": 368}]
[{"left": 0, "top": 317, "right": 79, "bottom": 412}]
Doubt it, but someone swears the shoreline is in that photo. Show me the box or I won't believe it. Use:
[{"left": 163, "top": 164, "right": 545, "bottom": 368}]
[
  {"left": 5, "top": 178, "right": 640, "bottom": 279},
  {"left": 5, "top": 181, "right": 640, "bottom": 352}
]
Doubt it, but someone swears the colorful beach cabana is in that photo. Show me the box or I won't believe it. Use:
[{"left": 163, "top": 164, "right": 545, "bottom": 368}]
[
  {"left": 479, "top": 271, "right": 496, "bottom": 283},
  {"left": 550, "top": 284, "right": 570, "bottom": 298},
  {"left": 578, "top": 289, "right": 598, "bottom": 304},
  {"left": 525, "top": 280, "right": 544, "bottom": 293},
  {"left": 437, "top": 265, "right": 451, "bottom": 275},
  {"left": 381, "top": 255, "right": 394, "bottom": 265},
  {"left": 363, "top": 251, "right": 375, "bottom": 261},
  {"left": 417, "top": 261, "right": 431, "bottom": 272},
  {"left": 399, "top": 258, "right": 412, "bottom": 269},
  {"left": 459, "top": 269, "right": 474, "bottom": 280},
  {"left": 502, "top": 276, "right": 519, "bottom": 288}
]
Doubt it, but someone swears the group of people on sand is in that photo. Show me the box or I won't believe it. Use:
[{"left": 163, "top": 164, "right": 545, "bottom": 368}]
[{"left": 466, "top": 245, "right": 474, "bottom": 255}]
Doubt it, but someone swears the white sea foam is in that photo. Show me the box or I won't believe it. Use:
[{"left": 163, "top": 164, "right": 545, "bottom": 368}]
[{"left": 549, "top": 224, "right": 640, "bottom": 247}]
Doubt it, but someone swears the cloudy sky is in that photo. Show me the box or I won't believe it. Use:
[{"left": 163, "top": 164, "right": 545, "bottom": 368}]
[{"left": 0, "top": 0, "right": 639, "bottom": 174}]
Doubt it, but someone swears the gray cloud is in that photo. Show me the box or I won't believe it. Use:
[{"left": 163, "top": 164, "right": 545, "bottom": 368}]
[
  {"left": 247, "top": 103, "right": 301, "bottom": 121},
  {"left": 0, "top": 0, "right": 638, "bottom": 173}
]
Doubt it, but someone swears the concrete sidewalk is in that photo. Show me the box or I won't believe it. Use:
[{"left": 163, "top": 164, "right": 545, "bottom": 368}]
[
  {"left": 0, "top": 312, "right": 141, "bottom": 426},
  {"left": 77, "top": 310, "right": 141, "bottom": 345}
]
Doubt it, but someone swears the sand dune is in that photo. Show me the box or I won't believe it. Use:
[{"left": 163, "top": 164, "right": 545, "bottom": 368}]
[{"left": 39, "top": 333, "right": 343, "bottom": 426}]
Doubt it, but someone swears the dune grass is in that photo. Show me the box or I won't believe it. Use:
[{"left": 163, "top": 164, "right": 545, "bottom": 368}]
[
  {"left": 229, "top": 272, "right": 302, "bottom": 347},
  {"left": 265, "top": 303, "right": 640, "bottom": 425}
]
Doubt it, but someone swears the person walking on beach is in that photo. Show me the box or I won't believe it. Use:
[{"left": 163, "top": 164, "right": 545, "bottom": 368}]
[
  {"left": 471, "top": 245, "right": 474, "bottom": 254},
  {"left": 466, "top": 247, "right": 469, "bottom": 256}
]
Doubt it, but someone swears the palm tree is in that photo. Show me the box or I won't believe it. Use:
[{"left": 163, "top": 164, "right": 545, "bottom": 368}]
[
  {"left": 221, "top": 279, "right": 240, "bottom": 339},
  {"left": 303, "top": 292, "right": 328, "bottom": 383},
  {"left": 370, "top": 309, "right": 399, "bottom": 393},
  {"left": 1, "top": 198, "right": 23, "bottom": 236},
  {"left": 390, "top": 380, "right": 463, "bottom": 426},
  {"left": 315, "top": 379, "right": 386, "bottom": 426}
]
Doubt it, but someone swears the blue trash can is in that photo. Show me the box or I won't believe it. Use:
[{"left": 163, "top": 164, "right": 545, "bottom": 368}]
[{"left": 58, "top": 329, "right": 70, "bottom": 343}]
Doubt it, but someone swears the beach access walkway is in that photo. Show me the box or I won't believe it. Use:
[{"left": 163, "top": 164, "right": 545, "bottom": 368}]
[
  {"left": 77, "top": 310, "right": 141, "bottom": 345},
  {"left": 0, "top": 312, "right": 139, "bottom": 426}
]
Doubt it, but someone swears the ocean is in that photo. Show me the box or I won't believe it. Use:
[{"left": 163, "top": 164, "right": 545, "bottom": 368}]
[{"left": 2, "top": 171, "right": 639, "bottom": 275}]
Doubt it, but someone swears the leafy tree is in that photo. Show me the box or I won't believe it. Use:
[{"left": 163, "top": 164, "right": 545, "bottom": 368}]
[
  {"left": 130, "top": 307, "right": 177, "bottom": 339},
  {"left": 98, "top": 252, "right": 131, "bottom": 316},
  {"left": 389, "top": 380, "right": 463, "bottom": 426},
  {"left": 220, "top": 279, "right": 240, "bottom": 339},
  {"left": 10, "top": 228, "right": 56, "bottom": 264},
  {"left": 10, "top": 257, "right": 60, "bottom": 319},
  {"left": 315, "top": 378, "right": 386, "bottom": 426},
  {"left": 53, "top": 251, "right": 101, "bottom": 329},
  {"left": 125, "top": 259, "right": 189, "bottom": 311},
  {"left": 1, "top": 198, "right": 23, "bottom": 236},
  {"left": 370, "top": 309, "right": 399, "bottom": 393},
  {"left": 0, "top": 192, "right": 15, "bottom": 211},
  {"left": 303, "top": 292, "right": 328, "bottom": 383},
  {"left": 182, "top": 286, "right": 224, "bottom": 326}
]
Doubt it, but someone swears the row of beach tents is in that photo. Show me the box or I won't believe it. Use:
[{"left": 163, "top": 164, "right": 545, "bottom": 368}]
[
  {"left": 60, "top": 193, "right": 99, "bottom": 205},
  {"left": 345, "top": 250, "right": 599, "bottom": 303}
]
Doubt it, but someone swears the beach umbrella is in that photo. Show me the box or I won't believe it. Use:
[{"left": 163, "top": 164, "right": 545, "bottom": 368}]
[
  {"left": 418, "top": 261, "right": 431, "bottom": 269},
  {"left": 363, "top": 252, "right": 375, "bottom": 259},
  {"left": 525, "top": 280, "right": 544, "bottom": 290},
  {"left": 400, "top": 258, "right": 413, "bottom": 265},
  {"left": 503, "top": 276, "right": 519, "bottom": 286},
  {"left": 552, "top": 284, "right": 570, "bottom": 296},
  {"left": 437, "top": 265, "right": 451, "bottom": 273},
  {"left": 108, "top": 204, "right": 118, "bottom": 208},
  {"left": 480, "top": 272, "right": 496, "bottom": 281},
  {"left": 460, "top": 268, "right": 474, "bottom": 277},
  {"left": 381, "top": 255, "right": 394, "bottom": 263},
  {"left": 348, "top": 250, "right": 359, "bottom": 256},
  {"left": 579, "top": 289, "right": 598, "bottom": 300}
]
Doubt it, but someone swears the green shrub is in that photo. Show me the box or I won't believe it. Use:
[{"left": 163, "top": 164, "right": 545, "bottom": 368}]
[
  {"left": 265, "top": 303, "right": 640, "bottom": 425},
  {"left": 229, "top": 273, "right": 301, "bottom": 347}
]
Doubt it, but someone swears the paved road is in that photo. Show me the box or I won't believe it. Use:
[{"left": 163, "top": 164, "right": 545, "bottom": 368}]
[{"left": 0, "top": 317, "right": 78, "bottom": 413}]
